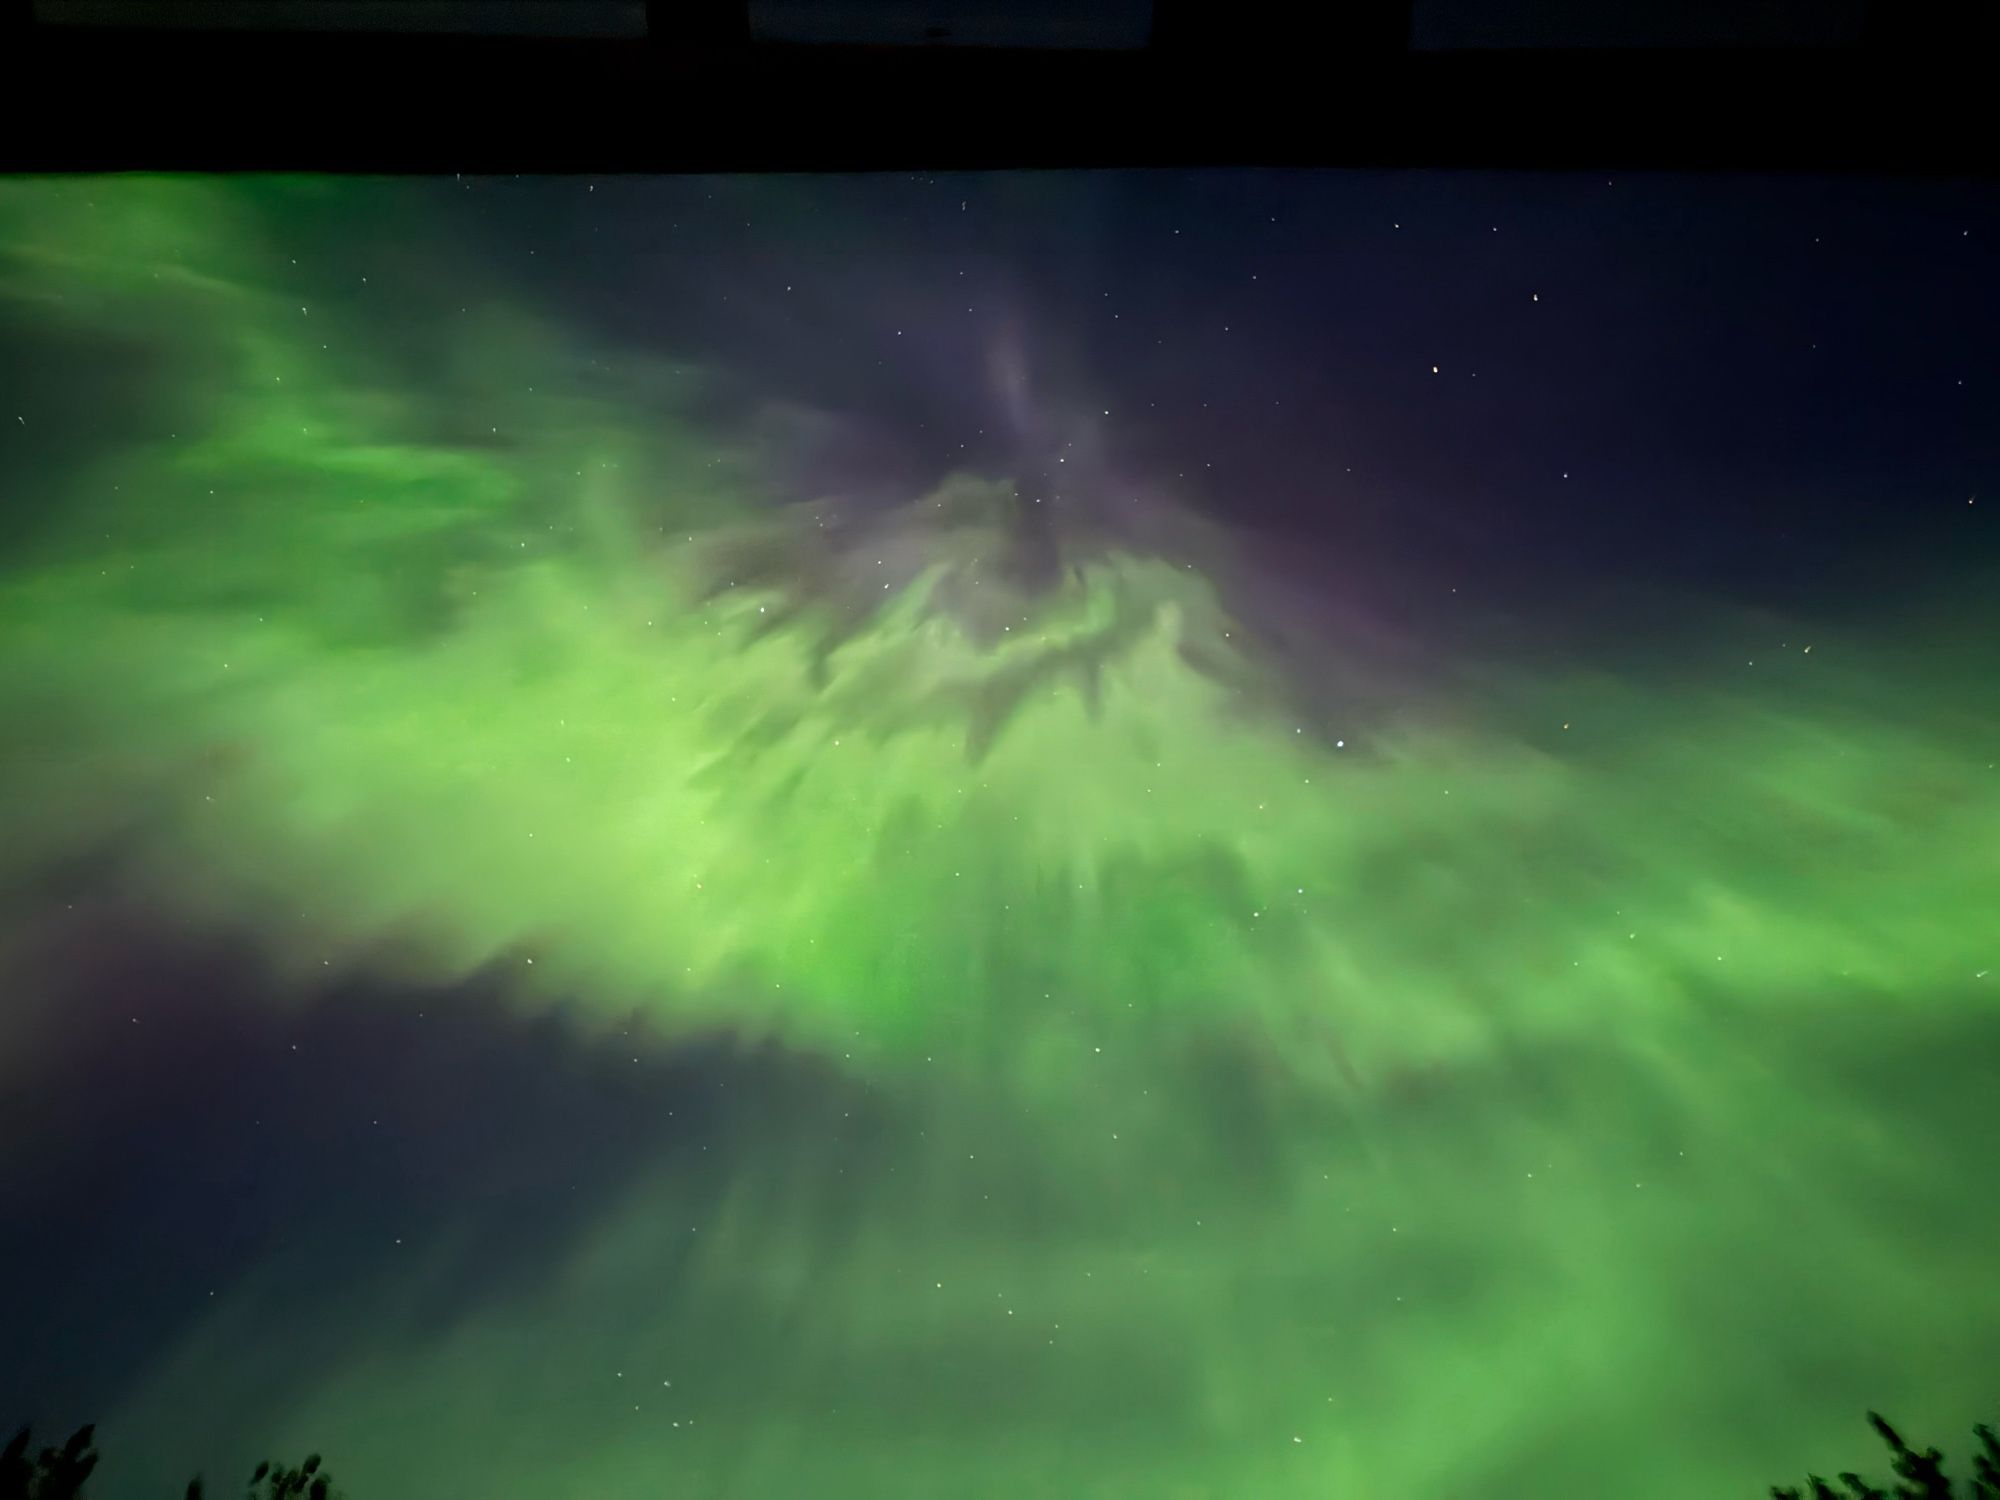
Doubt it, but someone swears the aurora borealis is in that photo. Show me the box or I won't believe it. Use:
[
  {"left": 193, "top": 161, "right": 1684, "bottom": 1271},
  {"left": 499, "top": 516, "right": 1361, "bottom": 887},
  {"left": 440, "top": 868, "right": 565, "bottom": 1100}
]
[{"left": 0, "top": 171, "right": 1995, "bottom": 1497}]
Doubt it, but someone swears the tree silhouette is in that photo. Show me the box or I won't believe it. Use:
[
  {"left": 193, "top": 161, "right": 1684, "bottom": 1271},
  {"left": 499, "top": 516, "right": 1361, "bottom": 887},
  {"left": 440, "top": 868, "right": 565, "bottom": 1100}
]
[
  {"left": 10, "top": 1404, "right": 2000, "bottom": 1496},
  {"left": 0, "top": 1426, "right": 98, "bottom": 1500},
  {"left": 184, "top": 1451, "right": 339, "bottom": 1500},
  {"left": 6, "top": 1424, "right": 340, "bottom": 1500},
  {"left": 1773, "top": 1410, "right": 2000, "bottom": 1499}
]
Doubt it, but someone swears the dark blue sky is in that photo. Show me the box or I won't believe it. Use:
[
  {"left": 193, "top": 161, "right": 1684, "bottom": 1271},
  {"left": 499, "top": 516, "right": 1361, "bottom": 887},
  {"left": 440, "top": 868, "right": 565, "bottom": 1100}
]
[{"left": 430, "top": 170, "right": 1998, "bottom": 618}]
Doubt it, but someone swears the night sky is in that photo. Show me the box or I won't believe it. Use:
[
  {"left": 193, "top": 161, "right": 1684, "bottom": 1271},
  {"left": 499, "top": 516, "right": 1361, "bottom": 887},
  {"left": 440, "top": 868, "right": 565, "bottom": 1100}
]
[{"left": 0, "top": 171, "right": 1995, "bottom": 1498}]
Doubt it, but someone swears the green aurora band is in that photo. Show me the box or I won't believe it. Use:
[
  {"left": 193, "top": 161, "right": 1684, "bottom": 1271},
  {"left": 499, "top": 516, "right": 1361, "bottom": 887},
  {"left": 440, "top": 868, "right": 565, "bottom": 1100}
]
[{"left": 1, "top": 177, "right": 1996, "bottom": 1498}]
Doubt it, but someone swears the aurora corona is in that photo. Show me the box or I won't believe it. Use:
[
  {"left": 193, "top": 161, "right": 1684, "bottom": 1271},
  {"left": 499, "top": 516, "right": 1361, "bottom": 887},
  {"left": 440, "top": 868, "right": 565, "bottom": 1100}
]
[{"left": 0, "top": 174, "right": 1994, "bottom": 1500}]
